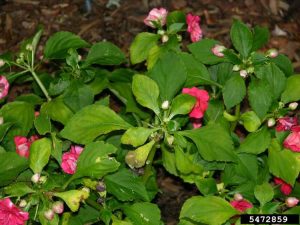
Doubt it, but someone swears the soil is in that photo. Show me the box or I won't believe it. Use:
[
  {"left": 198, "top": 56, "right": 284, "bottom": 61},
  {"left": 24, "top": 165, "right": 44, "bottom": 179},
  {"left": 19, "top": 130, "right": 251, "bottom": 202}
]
[{"left": 0, "top": 0, "right": 300, "bottom": 224}]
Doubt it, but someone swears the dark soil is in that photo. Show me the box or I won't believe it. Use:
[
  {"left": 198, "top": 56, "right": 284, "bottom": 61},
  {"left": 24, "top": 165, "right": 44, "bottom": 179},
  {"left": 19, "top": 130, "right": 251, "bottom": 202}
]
[{"left": 1, "top": 0, "right": 300, "bottom": 224}]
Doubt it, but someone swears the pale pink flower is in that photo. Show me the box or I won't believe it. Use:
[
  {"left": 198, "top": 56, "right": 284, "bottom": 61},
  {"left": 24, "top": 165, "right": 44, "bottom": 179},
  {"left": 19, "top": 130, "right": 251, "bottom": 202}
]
[
  {"left": 286, "top": 197, "right": 299, "bottom": 207},
  {"left": 14, "top": 135, "right": 39, "bottom": 158},
  {"left": 144, "top": 8, "right": 168, "bottom": 28},
  {"left": 0, "top": 198, "right": 29, "bottom": 225},
  {"left": 186, "top": 13, "right": 202, "bottom": 42},
  {"left": 283, "top": 126, "right": 300, "bottom": 152},
  {"left": 211, "top": 44, "right": 226, "bottom": 57},
  {"left": 276, "top": 117, "right": 298, "bottom": 132},
  {"left": 0, "top": 76, "right": 9, "bottom": 99},
  {"left": 61, "top": 145, "right": 84, "bottom": 174}
]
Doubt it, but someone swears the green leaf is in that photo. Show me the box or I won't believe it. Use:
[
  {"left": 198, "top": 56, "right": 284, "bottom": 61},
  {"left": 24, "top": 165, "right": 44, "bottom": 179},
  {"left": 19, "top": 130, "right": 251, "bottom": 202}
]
[
  {"left": 51, "top": 133, "right": 62, "bottom": 164},
  {"left": 0, "top": 152, "right": 28, "bottom": 187},
  {"left": 230, "top": 20, "right": 253, "bottom": 58},
  {"left": 60, "top": 104, "right": 132, "bottom": 144},
  {"left": 195, "top": 178, "right": 218, "bottom": 196},
  {"left": 121, "top": 127, "right": 158, "bottom": 147},
  {"left": 130, "top": 32, "right": 160, "bottom": 64},
  {"left": 104, "top": 168, "right": 150, "bottom": 202},
  {"left": 44, "top": 31, "right": 89, "bottom": 59},
  {"left": 0, "top": 122, "right": 13, "bottom": 142},
  {"left": 85, "top": 42, "right": 125, "bottom": 65},
  {"left": 252, "top": 25, "right": 269, "bottom": 51},
  {"left": 4, "top": 182, "right": 35, "bottom": 197},
  {"left": 238, "top": 127, "right": 271, "bottom": 154},
  {"left": 268, "top": 139, "right": 299, "bottom": 185},
  {"left": 271, "top": 54, "right": 294, "bottom": 77},
  {"left": 63, "top": 81, "right": 94, "bottom": 112},
  {"left": 255, "top": 63, "right": 286, "bottom": 100},
  {"left": 167, "top": 11, "right": 186, "bottom": 25},
  {"left": 72, "top": 141, "right": 120, "bottom": 180},
  {"left": 15, "top": 94, "right": 43, "bottom": 105},
  {"left": 209, "top": 63, "right": 234, "bottom": 85},
  {"left": 34, "top": 113, "right": 51, "bottom": 135},
  {"left": 222, "top": 74, "right": 246, "bottom": 109},
  {"left": 132, "top": 75, "right": 160, "bottom": 115},
  {"left": 0, "top": 101, "right": 34, "bottom": 137},
  {"left": 281, "top": 75, "right": 300, "bottom": 103},
  {"left": 147, "top": 45, "right": 163, "bottom": 70},
  {"left": 180, "top": 124, "right": 237, "bottom": 162},
  {"left": 41, "top": 97, "right": 74, "bottom": 125},
  {"left": 123, "top": 202, "right": 161, "bottom": 225},
  {"left": 149, "top": 51, "right": 187, "bottom": 101},
  {"left": 169, "top": 94, "right": 196, "bottom": 119},
  {"left": 180, "top": 196, "right": 238, "bottom": 225},
  {"left": 179, "top": 52, "right": 213, "bottom": 86},
  {"left": 240, "top": 111, "right": 261, "bottom": 132},
  {"left": 29, "top": 138, "right": 52, "bottom": 173},
  {"left": 254, "top": 182, "right": 274, "bottom": 206},
  {"left": 188, "top": 39, "right": 225, "bottom": 65},
  {"left": 248, "top": 78, "right": 273, "bottom": 119}
]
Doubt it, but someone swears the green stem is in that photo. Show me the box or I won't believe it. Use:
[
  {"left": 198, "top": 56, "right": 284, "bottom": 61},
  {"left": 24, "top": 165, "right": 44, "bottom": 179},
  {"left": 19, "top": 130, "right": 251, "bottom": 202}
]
[
  {"left": 30, "top": 69, "right": 51, "bottom": 101},
  {"left": 230, "top": 104, "right": 240, "bottom": 132},
  {"left": 142, "top": 144, "right": 158, "bottom": 183}
]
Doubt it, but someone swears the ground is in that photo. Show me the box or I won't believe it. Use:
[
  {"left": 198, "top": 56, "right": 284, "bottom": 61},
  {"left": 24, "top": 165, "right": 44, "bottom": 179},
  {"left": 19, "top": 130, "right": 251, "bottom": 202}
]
[{"left": 0, "top": 0, "right": 299, "bottom": 224}]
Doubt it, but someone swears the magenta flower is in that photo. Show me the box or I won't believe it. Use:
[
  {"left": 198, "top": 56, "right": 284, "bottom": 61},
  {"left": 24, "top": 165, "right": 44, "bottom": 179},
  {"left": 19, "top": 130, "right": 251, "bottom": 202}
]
[
  {"left": 0, "top": 76, "right": 9, "bottom": 99},
  {"left": 144, "top": 8, "right": 168, "bottom": 28},
  {"left": 283, "top": 126, "right": 300, "bottom": 152},
  {"left": 274, "top": 177, "right": 293, "bottom": 195},
  {"left": 186, "top": 13, "right": 202, "bottom": 42},
  {"left": 14, "top": 135, "right": 39, "bottom": 158},
  {"left": 61, "top": 145, "right": 84, "bottom": 174},
  {"left": 276, "top": 117, "right": 298, "bottom": 132},
  {"left": 230, "top": 199, "right": 253, "bottom": 212},
  {"left": 0, "top": 198, "right": 29, "bottom": 225}
]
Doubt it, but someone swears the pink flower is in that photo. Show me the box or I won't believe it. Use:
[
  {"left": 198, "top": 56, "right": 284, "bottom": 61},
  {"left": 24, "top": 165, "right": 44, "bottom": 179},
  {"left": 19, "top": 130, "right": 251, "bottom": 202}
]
[
  {"left": 276, "top": 117, "right": 298, "bottom": 132},
  {"left": 0, "top": 76, "right": 9, "bottom": 99},
  {"left": 186, "top": 13, "right": 202, "bottom": 42},
  {"left": 230, "top": 199, "right": 253, "bottom": 212},
  {"left": 274, "top": 177, "right": 293, "bottom": 195},
  {"left": 286, "top": 197, "right": 299, "bottom": 207},
  {"left": 283, "top": 126, "right": 300, "bottom": 152},
  {"left": 14, "top": 135, "right": 39, "bottom": 158},
  {"left": 144, "top": 8, "right": 168, "bottom": 28},
  {"left": 191, "top": 118, "right": 202, "bottom": 129},
  {"left": 34, "top": 111, "right": 40, "bottom": 117},
  {"left": 61, "top": 145, "right": 84, "bottom": 174},
  {"left": 211, "top": 44, "right": 226, "bottom": 57},
  {"left": 0, "top": 198, "right": 29, "bottom": 225},
  {"left": 182, "top": 87, "right": 209, "bottom": 119}
]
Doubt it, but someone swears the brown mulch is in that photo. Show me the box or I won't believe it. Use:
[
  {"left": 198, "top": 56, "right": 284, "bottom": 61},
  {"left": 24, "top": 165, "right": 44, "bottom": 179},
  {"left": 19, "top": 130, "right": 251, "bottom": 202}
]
[{"left": 0, "top": 0, "right": 300, "bottom": 224}]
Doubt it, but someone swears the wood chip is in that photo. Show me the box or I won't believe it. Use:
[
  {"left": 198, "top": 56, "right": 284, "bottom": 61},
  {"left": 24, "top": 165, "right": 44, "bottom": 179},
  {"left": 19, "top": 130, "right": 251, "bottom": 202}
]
[{"left": 13, "top": 0, "right": 39, "bottom": 5}]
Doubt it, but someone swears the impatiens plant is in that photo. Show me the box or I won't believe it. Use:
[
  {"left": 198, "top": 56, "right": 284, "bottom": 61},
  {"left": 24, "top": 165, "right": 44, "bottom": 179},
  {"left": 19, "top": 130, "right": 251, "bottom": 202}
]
[{"left": 0, "top": 7, "right": 299, "bottom": 225}]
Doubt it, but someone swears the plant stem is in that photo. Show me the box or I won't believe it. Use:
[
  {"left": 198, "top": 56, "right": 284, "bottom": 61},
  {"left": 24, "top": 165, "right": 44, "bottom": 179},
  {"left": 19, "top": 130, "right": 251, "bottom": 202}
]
[
  {"left": 142, "top": 144, "right": 158, "bottom": 183},
  {"left": 85, "top": 198, "right": 102, "bottom": 211},
  {"left": 230, "top": 104, "right": 240, "bottom": 132},
  {"left": 62, "top": 177, "right": 73, "bottom": 190},
  {"left": 30, "top": 69, "right": 51, "bottom": 101}
]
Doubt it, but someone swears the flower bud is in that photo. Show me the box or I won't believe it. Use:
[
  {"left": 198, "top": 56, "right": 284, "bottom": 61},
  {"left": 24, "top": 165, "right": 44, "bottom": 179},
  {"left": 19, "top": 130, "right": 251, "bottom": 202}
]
[
  {"left": 52, "top": 201, "right": 64, "bottom": 214},
  {"left": 19, "top": 199, "right": 27, "bottom": 208},
  {"left": 166, "top": 135, "right": 174, "bottom": 146},
  {"left": 161, "top": 100, "right": 169, "bottom": 110},
  {"left": 211, "top": 44, "right": 226, "bottom": 57},
  {"left": 31, "top": 173, "right": 41, "bottom": 184},
  {"left": 234, "top": 193, "right": 244, "bottom": 201},
  {"left": 246, "top": 66, "right": 254, "bottom": 74},
  {"left": 44, "top": 209, "right": 54, "bottom": 221},
  {"left": 26, "top": 44, "right": 33, "bottom": 51},
  {"left": 239, "top": 70, "right": 248, "bottom": 78},
  {"left": 0, "top": 59, "right": 5, "bottom": 67},
  {"left": 285, "top": 197, "right": 299, "bottom": 207},
  {"left": 267, "top": 118, "right": 276, "bottom": 127},
  {"left": 157, "top": 30, "right": 165, "bottom": 35},
  {"left": 39, "top": 176, "right": 47, "bottom": 184},
  {"left": 288, "top": 102, "right": 298, "bottom": 111},
  {"left": 97, "top": 197, "right": 104, "bottom": 204},
  {"left": 96, "top": 181, "right": 106, "bottom": 192},
  {"left": 278, "top": 102, "right": 285, "bottom": 109},
  {"left": 232, "top": 65, "right": 240, "bottom": 71},
  {"left": 177, "top": 35, "right": 182, "bottom": 42},
  {"left": 161, "top": 35, "right": 169, "bottom": 43},
  {"left": 267, "top": 48, "right": 278, "bottom": 58},
  {"left": 0, "top": 117, "right": 3, "bottom": 125}
]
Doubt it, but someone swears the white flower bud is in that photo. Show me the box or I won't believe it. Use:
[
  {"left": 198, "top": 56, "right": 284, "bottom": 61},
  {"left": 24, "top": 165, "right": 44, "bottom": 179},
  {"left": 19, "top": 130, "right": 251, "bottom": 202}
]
[
  {"left": 267, "top": 118, "right": 276, "bottom": 127},
  {"left": 161, "top": 100, "right": 169, "bottom": 110},
  {"left": 177, "top": 35, "right": 182, "bottom": 42},
  {"left": 0, "top": 117, "right": 3, "bottom": 125},
  {"left": 267, "top": 48, "right": 278, "bottom": 58},
  {"left": 288, "top": 102, "right": 298, "bottom": 111},
  {"left": 0, "top": 59, "right": 5, "bottom": 67},
  {"left": 239, "top": 70, "right": 248, "bottom": 78},
  {"left": 31, "top": 173, "right": 41, "bottom": 184},
  {"left": 78, "top": 55, "right": 82, "bottom": 61},
  {"left": 232, "top": 65, "right": 240, "bottom": 71},
  {"left": 162, "top": 35, "right": 169, "bottom": 43},
  {"left": 285, "top": 197, "right": 299, "bottom": 208},
  {"left": 19, "top": 199, "right": 27, "bottom": 208},
  {"left": 234, "top": 193, "right": 244, "bottom": 201},
  {"left": 44, "top": 209, "right": 54, "bottom": 221},
  {"left": 166, "top": 135, "right": 174, "bottom": 146}
]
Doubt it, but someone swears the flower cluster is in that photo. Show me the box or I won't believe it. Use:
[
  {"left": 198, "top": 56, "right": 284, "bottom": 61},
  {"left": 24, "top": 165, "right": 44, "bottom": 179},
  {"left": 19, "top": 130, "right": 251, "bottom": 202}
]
[
  {"left": 0, "top": 198, "right": 29, "bottom": 225},
  {"left": 61, "top": 145, "right": 84, "bottom": 174},
  {"left": 14, "top": 135, "right": 39, "bottom": 158}
]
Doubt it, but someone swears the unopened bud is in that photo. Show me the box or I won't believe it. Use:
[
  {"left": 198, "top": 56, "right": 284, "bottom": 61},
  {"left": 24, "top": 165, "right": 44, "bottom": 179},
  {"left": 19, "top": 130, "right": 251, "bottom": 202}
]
[
  {"left": 78, "top": 55, "right": 82, "bottom": 61},
  {"left": 157, "top": 30, "right": 165, "bottom": 35},
  {"left": 232, "top": 65, "right": 240, "bottom": 71},
  {"left": 81, "top": 187, "right": 90, "bottom": 200},
  {"left": 246, "top": 67, "right": 254, "bottom": 74},
  {"left": 177, "top": 35, "right": 182, "bottom": 42},
  {"left": 161, "top": 100, "right": 169, "bottom": 110},
  {"left": 0, "top": 59, "right": 5, "bottom": 67},
  {"left": 278, "top": 102, "right": 285, "bottom": 109},
  {"left": 216, "top": 183, "right": 224, "bottom": 192},
  {"left": 19, "top": 200, "right": 27, "bottom": 208},
  {"left": 267, "top": 49, "right": 278, "bottom": 58},
  {"left": 52, "top": 201, "right": 64, "bottom": 214},
  {"left": 97, "top": 197, "right": 104, "bottom": 204},
  {"left": 285, "top": 197, "right": 299, "bottom": 208},
  {"left": 166, "top": 135, "right": 174, "bottom": 146},
  {"left": 211, "top": 44, "right": 226, "bottom": 57},
  {"left": 96, "top": 181, "right": 106, "bottom": 192},
  {"left": 0, "top": 117, "right": 3, "bottom": 125},
  {"left": 162, "top": 35, "right": 169, "bottom": 43},
  {"left": 288, "top": 102, "right": 298, "bottom": 111},
  {"left": 31, "top": 173, "right": 41, "bottom": 184},
  {"left": 234, "top": 193, "right": 244, "bottom": 201},
  {"left": 267, "top": 118, "right": 276, "bottom": 127},
  {"left": 26, "top": 44, "right": 33, "bottom": 51},
  {"left": 239, "top": 70, "right": 248, "bottom": 78},
  {"left": 44, "top": 209, "right": 54, "bottom": 221},
  {"left": 39, "top": 176, "right": 47, "bottom": 184}
]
